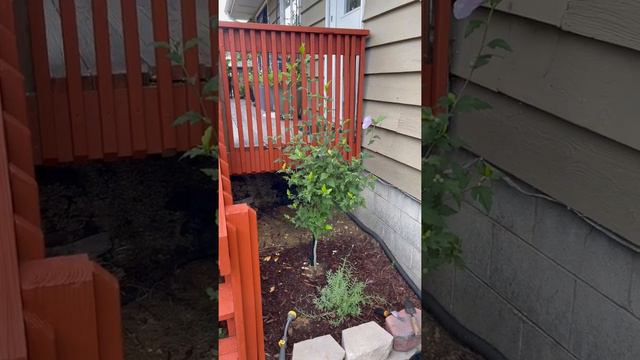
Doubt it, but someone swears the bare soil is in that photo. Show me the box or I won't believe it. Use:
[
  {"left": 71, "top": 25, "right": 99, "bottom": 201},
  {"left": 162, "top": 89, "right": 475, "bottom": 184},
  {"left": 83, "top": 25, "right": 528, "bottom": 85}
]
[{"left": 37, "top": 156, "right": 216, "bottom": 360}]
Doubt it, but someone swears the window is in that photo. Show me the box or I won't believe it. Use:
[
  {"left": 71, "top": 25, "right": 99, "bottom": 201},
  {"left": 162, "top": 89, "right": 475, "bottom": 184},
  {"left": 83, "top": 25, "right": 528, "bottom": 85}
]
[
  {"left": 345, "top": 0, "right": 361, "bottom": 13},
  {"left": 256, "top": 5, "right": 268, "bottom": 23},
  {"left": 281, "top": 0, "right": 300, "bottom": 25}
]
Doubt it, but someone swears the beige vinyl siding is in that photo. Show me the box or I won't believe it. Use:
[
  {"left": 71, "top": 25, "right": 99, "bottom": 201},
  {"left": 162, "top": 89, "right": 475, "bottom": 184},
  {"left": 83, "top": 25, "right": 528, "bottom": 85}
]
[
  {"left": 302, "top": 0, "right": 421, "bottom": 199},
  {"left": 453, "top": 9, "right": 640, "bottom": 152},
  {"left": 361, "top": 0, "right": 421, "bottom": 199},
  {"left": 364, "top": 3, "right": 421, "bottom": 47},
  {"left": 301, "top": 0, "right": 325, "bottom": 26},
  {"left": 491, "top": 0, "right": 640, "bottom": 52},
  {"left": 362, "top": 0, "right": 415, "bottom": 20},
  {"left": 452, "top": 6, "right": 640, "bottom": 247},
  {"left": 365, "top": 38, "right": 421, "bottom": 73},
  {"left": 300, "top": 0, "right": 326, "bottom": 26},
  {"left": 363, "top": 128, "right": 421, "bottom": 170},
  {"left": 363, "top": 73, "right": 421, "bottom": 106},
  {"left": 363, "top": 101, "right": 420, "bottom": 139},
  {"left": 363, "top": 150, "right": 420, "bottom": 199}
]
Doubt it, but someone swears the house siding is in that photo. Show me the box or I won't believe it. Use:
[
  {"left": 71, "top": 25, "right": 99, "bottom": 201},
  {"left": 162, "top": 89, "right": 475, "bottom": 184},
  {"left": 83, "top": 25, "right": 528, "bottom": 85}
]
[
  {"left": 301, "top": 0, "right": 325, "bottom": 26},
  {"left": 301, "top": 0, "right": 422, "bottom": 199},
  {"left": 424, "top": 3, "right": 640, "bottom": 360},
  {"left": 362, "top": 0, "right": 421, "bottom": 199}
]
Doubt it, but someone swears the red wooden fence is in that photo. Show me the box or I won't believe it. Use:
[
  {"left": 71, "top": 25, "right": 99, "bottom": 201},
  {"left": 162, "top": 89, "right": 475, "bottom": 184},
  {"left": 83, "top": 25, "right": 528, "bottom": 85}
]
[
  {"left": 0, "top": 78, "right": 28, "bottom": 360},
  {"left": 219, "top": 22, "right": 369, "bottom": 175},
  {"left": 25, "top": 0, "right": 218, "bottom": 164},
  {"left": 2, "top": 0, "right": 123, "bottom": 358},
  {"left": 219, "top": 129, "right": 265, "bottom": 359}
]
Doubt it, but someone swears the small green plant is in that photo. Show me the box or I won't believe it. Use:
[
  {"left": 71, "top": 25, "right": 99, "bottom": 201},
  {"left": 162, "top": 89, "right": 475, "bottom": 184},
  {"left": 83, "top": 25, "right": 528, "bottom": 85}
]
[
  {"left": 154, "top": 16, "right": 219, "bottom": 179},
  {"left": 314, "top": 260, "right": 373, "bottom": 326},
  {"left": 278, "top": 44, "right": 383, "bottom": 266},
  {"left": 423, "top": 0, "right": 510, "bottom": 273}
]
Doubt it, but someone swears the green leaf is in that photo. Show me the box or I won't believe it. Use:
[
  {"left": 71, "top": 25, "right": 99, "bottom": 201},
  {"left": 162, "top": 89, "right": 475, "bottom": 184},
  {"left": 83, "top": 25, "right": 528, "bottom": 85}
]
[
  {"left": 471, "top": 186, "right": 493, "bottom": 213},
  {"left": 180, "top": 147, "right": 206, "bottom": 159},
  {"left": 168, "top": 51, "right": 183, "bottom": 65},
  {"left": 472, "top": 54, "right": 493, "bottom": 69},
  {"left": 455, "top": 96, "right": 492, "bottom": 113},
  {"left": 153, "top": 41, "right": 171, "bottom": 49},
  {"left": 202, "top": 76, "right": 218, "bottom": 96},
  {"left": 486, "top": 38, "right": 512, "bottom": 52},
  {"left": 465, "top": 20, "right": 485, "bottom": 38},
  {"left": 324, "top": 81, "right": 332, "bottom": 94},
  {"left": 174, "top": 111, "right": 202, "bottom": 126},
  {"left": 201, "top": 168, "right": 218, "bottom": 180},
  {"left": 423, "top": 207, "right": 444, "bottom": 227},
  {"left": 482, "top": 163, "right": 493, "bottom": 178},
  {"left": 201, "top": 126, "right": 212, "bottom": 148},
  {"left": 205, "top": 287, "right": 216, "bottom": 301},
  {"left": 184, "top": 37, "right": 199, "bottom": 51},
  {"left": 437, "top": 93, "right": 456, "bottom": 109}
]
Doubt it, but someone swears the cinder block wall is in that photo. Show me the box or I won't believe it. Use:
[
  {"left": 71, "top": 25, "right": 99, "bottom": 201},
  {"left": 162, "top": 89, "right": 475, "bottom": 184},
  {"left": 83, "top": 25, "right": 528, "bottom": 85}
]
[
  {"left": 352, "top": 178, "right": 421, "bottom": 288},
  {"left": 424, "top": 175, "right": 640, "bottom": 360}
]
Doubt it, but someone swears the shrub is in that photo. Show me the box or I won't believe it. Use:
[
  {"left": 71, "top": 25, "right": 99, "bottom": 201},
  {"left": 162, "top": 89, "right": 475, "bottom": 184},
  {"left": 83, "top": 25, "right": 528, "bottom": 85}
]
[{"left": 314, "top": 260, "right": 372, "bottom": 326}]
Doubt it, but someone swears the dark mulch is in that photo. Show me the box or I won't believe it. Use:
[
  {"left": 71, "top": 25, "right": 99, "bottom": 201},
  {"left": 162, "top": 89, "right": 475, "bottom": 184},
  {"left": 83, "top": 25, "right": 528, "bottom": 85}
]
[{"left": 37, "top": 156, "right": 216, "bottom": 359}]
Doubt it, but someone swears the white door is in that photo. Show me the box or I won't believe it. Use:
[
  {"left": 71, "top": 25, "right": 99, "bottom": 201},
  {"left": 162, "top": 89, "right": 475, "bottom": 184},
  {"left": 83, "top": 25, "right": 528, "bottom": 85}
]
[{"left": 328, "top": 0, "right": 363, "bottom": 29}]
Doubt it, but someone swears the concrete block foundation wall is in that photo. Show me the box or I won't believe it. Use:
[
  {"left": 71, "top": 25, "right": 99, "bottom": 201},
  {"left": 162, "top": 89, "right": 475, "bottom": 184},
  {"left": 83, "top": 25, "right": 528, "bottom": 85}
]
[
  {"left": 352, "top": 178, "right": 422, "bottom": 288},
  {"left": 424, "top": 176, "right": 640, "bottom": 360}
]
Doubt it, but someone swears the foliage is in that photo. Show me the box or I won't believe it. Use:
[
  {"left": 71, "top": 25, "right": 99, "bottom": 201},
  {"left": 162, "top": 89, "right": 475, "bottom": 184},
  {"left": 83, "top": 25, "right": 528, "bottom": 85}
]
[
  {"left": 277, "top": 44, "right": 382, "bottom": 265},
  {"left": 314, "top": 260, "right": 374, "bottom": 326},
  {"left": 154, "top": 16, "right": 219, "bottom": 179},
  {"left": 422, "top": 0, "right": 510, "bottom": 273}
]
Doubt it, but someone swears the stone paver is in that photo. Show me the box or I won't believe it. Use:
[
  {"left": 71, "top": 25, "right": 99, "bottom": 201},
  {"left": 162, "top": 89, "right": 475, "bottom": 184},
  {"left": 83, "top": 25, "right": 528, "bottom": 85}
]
[
  {"left": 342, "top": 321, "right": 393, "bottom": 360},
  {"left": 292, "top": 334, "right": 345, "bottom": 360},
  {"left": 386, "top": 348, "right": 419, "bottom": 360},
  {"left": 293, "top": 335, "right": 344, "bottom": 360}
]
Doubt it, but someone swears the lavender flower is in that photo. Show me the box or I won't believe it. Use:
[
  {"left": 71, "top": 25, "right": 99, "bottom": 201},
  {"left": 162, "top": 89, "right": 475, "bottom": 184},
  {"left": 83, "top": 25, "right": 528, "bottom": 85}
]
[
  {"left": 362, "top": 116, "right": 372, "bottom": 129},
  {"left": 453, "top": 0, "right": 484, "bottom": 19}
]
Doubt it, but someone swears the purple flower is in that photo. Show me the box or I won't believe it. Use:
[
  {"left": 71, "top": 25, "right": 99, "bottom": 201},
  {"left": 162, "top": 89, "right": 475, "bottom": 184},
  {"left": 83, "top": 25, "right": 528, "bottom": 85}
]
[
  {"left": 453, "top": 0, "right": 484, "bottom": 19},
  {"left": 362, "top": 116, "right": 372, "bottom": 129}
]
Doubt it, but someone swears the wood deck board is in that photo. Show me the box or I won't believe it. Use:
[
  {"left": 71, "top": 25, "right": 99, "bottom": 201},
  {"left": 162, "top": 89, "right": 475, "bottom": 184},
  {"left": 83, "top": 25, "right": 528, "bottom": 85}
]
[{"left": 43, "top": 0, "right": 213, "bottom": 77}]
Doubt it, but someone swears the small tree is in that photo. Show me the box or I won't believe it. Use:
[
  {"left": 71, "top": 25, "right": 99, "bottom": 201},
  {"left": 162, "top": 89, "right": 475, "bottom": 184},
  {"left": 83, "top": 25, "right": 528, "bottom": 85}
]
[{"left": 278, "top": 45, "right": 382, "bottom": 266}]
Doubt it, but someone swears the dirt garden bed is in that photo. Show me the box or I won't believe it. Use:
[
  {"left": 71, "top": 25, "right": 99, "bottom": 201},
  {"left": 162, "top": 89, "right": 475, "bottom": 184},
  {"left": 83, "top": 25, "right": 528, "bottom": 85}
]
[
  {"left": 234, "top": 175, "right": 483, "bottom": 359},
  {"left": 37, "top": 156, "right": 216, "bottom": 359}
]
